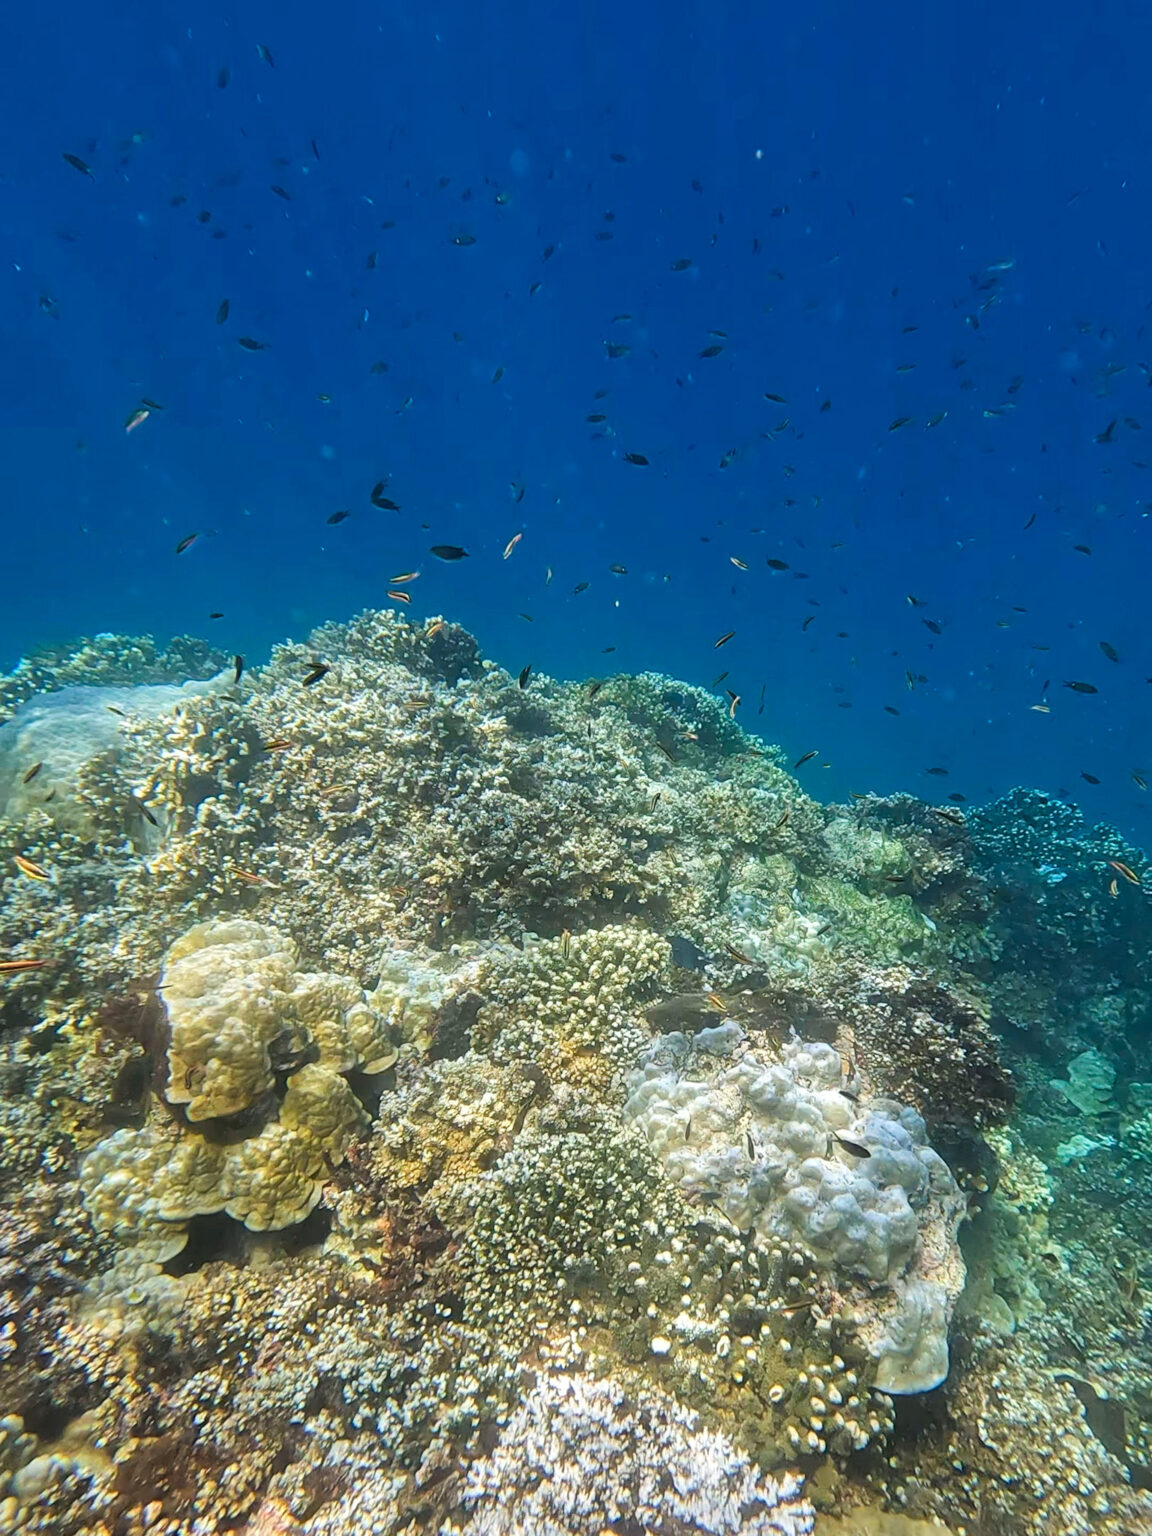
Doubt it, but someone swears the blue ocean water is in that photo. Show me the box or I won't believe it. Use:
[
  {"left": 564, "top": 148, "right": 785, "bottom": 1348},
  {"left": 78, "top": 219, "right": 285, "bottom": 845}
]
[{"left": 2, "top": 0, "right": 1149, "bottom": 833}]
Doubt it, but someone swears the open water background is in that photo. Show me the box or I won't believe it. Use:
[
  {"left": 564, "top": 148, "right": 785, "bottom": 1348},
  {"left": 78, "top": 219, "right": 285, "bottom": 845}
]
[{"left": 2, "top": 1, "right": 1150, "bottom": 830}]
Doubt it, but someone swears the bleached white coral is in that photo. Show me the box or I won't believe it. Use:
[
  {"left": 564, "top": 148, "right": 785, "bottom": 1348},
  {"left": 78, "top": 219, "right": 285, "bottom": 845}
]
[{"left": 453, "top": 1370, "right": 814, "bottom": 1535}]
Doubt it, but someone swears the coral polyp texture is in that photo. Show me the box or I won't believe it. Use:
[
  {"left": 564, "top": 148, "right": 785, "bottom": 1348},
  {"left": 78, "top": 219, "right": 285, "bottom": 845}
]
[
  {"left": 0, "top": 608, "right": 1151, "bottom": 1535},
  {"left": 624, "top": 1030, "right": 966, "bottom": 1394}
]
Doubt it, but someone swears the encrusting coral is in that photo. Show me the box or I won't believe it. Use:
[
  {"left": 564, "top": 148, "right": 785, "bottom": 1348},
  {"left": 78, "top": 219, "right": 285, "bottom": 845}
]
[{"left": 2, "top": 608, "right": 1152, "bottom": 1536}]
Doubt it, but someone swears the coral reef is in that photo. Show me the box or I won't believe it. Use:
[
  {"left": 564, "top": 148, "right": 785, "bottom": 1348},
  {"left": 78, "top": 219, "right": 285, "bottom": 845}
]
[
  {"left": 3, "top": 609, "right": 1152, "bottom": 1535},
  {"left": 449, "top": 1370, "right": 814, "bottom": 1534},
  {"left": 624, "top": 1029, "right": 966, "bottom": 1394},
  {"left": 0, "top": 631, "right": 227, "bottom": 718}
]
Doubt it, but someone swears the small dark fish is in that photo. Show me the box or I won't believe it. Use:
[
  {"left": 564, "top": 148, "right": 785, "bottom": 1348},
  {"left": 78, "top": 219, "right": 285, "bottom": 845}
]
[
  {"left": 370, "top": 360, "right": 389, "bottom": 374},
  {"left": 217, "top": 66, "right": 230, "bottom": 89},
  {"left": 491, "top": 366, "right": 504, "bottom": 383},
  {"left": 371, "top": 494, "right": 401, "bottom": 511},
  {"left": 802, "top": 615, "right": 815, "bottom": 632},
  {"left": 838, "top": 1087, "right": 860, "bottom": 1103},
  {"left": 699, "top": 344, "right": 724, "bottom": 358},
  {"left": 327, "top": 511, "right": 350, "bottom": 524},
  {"left": 209, "top": 612, "right": 224, "bottom": 620},
  {"left": 926, "top": 766, "right": 949, "bottom": 776},
  {"left": 175, "top": 533, "right": 199, "bottom": 554},
  {"left": 1095, "top": 420, "right": 1117, "bottom": 444},
  {"left": 766, "top": 558, "right": 789, "bottom": 570},
  {"left": 22, "top": 762, "right": 43, "bottom": 785},
  {"left": 764, "top": 392, "right": 787, "bottom": 404},
  {"left": 302, "top": 663, "right": 329, "bottom": 687},
  {"left": 605, "top": 342, "right": 631, "bottom": 358},
  {"left": 926, "top": 410, "right": 948, "bottom": 428},
  {"left": 655, "top": 738, "right": 678, "bottom": 763},
  {"left": 793, "top": 749, "right": 819, "bottom": 768},
  {"left": 884, "top": 705, "right": 900, "bottom": 715},
  {"left": 1074, "top": 544, "right": 1092, "bottom": 555},
  {"left": 1081, "top": 772, "right": 1101, "bottom": 784},
  {"left": 609, "top": 563, "right": 628, "bottom": 575},
  {"left": 670, "top": 258, "right": 693, "bottom": 271},
  {"left": 923, "top": 619, "right": 944, "bottom": 635},
  {"left": 586, "top": 413, "right": 607, "bottom": 423},
  {"left": 132, "top": 796, "right": 159, "bottom": 828},
  {"left": 573, "top": 581, "right": 589, "bottom": 594},
  {"left": 430, "top": 545, "right": 469, "bottom": 560},
  {"left": 1063, "top": 681, "right": 1099, "bottom": 694},
  {"left": 1024, "top": 512, "right": 1037, "bottom": 529},
  {"left": 948, "top": 793, "right": 967, "bottom": 803},
  {"left": 518, "top": 664, "right": 532, "bottom": 689},
  {"left": 587, "top": 681, "right": 604, "bottom": 700},
  {"left": 889, "top": 416, "right": 913, "bottom": 431},
  {"left": 930, "top": 806, "right": 966, "bottom": 825},
  {"left": 215, "top": 299, "right": 230, "bottom": 325},
  {"left": 724, "top": 942, "right": 757, "bottom": 966},
  {"left": 451, "top": 232, "right": 477, "bottom": 246},
  {"left": 1100, "top": 641, "right": 1120, "bottom": 662},
  {"left": 270, "top": 184, "right": 291, "bottom": 200},
  {"left": 624, "top": 452, "right": 649, "bottom": 465},
  {"left": 62, "top": 152, "right": 93, "bottom": 178},
  {"left": 256, "top": 42, "right": 275, "bottom": 66},
  {"left": 1134, "top": 773, "right": 1148, "bottom": 790},
  {"left": 233, "top": 655, "right": 244, "bottom": 686},
  {"left": 237, "top": 337, "right": 266, "bottom": 351},
  {"left": 835, "top": 1136, "right": 872, "bottom": 1158},
  {"left": 714, "top": 630, "right": 735, "bottom": 648}
]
